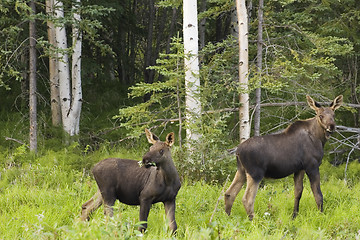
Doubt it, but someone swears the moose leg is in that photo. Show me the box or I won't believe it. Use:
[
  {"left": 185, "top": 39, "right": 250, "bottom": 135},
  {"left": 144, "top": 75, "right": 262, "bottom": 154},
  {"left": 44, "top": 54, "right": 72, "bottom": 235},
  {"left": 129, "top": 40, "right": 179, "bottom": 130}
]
[
  {"left": 242, "top": 173, "right": 261, "bottom": 220},
  {"left": 307, "top": 169, "right": 323, "bottom": 212},
  {"left": 80, "top": 189, "right": 103, "bottom": 221},
  {"left": 164, "top": 200, "right": 177, "bottom": 233},
  {"left": 224, "top": 160, "right": 246, "bottom": 215},
  {"left": 138, "top": 199, "right": 152, "bottom": 232},
  {"left": 293, "top": 170, "right": 305, "bottom": 218},
  {"left": 101, "top": 190, "right": 116, "bottom": 217}
]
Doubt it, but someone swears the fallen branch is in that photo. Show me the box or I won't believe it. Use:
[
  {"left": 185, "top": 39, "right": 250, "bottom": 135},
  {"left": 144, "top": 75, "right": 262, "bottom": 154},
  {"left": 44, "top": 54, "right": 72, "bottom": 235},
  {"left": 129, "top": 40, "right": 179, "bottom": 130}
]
[
  {"left": 5, "top": 137, "right": 29, "bottom": 148},
  {"left": 336, "top": 125, "right": 360, "bottom": 133}
]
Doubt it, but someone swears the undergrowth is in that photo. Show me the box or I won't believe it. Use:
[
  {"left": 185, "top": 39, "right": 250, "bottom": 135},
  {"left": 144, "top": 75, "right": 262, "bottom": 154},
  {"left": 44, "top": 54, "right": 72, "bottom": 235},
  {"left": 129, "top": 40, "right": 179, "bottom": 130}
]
[{"left": 1, "top": 145, "right": 360, "bottom": 239}]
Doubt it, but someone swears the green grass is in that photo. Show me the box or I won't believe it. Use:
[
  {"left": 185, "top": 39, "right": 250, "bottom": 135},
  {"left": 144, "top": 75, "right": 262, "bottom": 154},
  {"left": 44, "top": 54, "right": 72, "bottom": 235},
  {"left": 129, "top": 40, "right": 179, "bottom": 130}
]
[{"left": 1, "top": 149, "right": 360, "bottom": 239}]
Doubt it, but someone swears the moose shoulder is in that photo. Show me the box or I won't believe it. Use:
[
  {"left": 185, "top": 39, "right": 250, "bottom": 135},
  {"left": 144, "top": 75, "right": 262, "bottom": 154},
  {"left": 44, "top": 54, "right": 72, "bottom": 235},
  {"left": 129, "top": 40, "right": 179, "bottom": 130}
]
[
  {"left": 224, "top": 95, "right": 343, "bottom": 220},
  {"left": 81, "top": 129, "right": 181, "bottom": 233}
]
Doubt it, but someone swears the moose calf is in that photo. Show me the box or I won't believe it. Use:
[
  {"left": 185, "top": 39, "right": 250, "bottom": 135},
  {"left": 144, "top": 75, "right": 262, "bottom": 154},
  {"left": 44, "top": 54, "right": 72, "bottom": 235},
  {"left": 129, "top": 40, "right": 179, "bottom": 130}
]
[
  {"left": 225, "top": 95, "right": 343, "bottom": 220},
  {"left": 81, "top": 129, "right": 181, "bottom": 232}
]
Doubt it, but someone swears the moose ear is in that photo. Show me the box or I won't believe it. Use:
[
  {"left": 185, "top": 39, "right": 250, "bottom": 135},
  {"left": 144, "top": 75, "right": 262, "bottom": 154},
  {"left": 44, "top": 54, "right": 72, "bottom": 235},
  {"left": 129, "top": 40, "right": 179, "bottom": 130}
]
[
  {"left": 306, "top": 95, "right": 321, "bottom": 111},
  {"left": 330, "top": 95, "right": 343, "bottom": 111},
  {"left": 165, "top": 132, "right": 175, "bottom": 147},
  {"left": 145, "top": 128, "right": 159, "bottom": 144}
]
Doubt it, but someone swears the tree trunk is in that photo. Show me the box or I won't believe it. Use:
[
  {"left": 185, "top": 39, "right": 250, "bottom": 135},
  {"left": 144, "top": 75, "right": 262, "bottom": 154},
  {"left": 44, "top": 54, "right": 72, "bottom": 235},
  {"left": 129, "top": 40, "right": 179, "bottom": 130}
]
[
  {"left": 166, "top": 7, "right": 178, "bottom": 54},
  {"left": 230, "top": 2, "right": 238, "bottom": 39},
  {"left": 54, "top": 0, "right": 82, "bottom": 137},
  {"left": 128, "top": 0, "right": 138, "bottom": 83},
  {"left": 152, "top": 8, "right": 167, "bottom": 72},
  {"left": 46, "top": 0, "right": 62, "bottom": 127},
  {"left": 183, "top": 0, "right": 201, "bottom": 144},
  {"left": 351, "top": 56, "right": 359, "bottom": 127},
  {"left": 236, "top": 0, "right": 250, "bottom": 142},
  {"left": 21, "top": 52, "right": 28, "bottom": 111},
  {"left": 70, "top": 0, "right": 82, "bottom": 135},
  {"left": 199, "top": 0, "right": 206, "bottom": 50},
  {"left": 54, "top": 0, "right": 72, "bottom": 135},
  {"left": 254, "top": 0, "right": 263, "bottom": 136},
  {"left": 143, "top": 0, "right": 155, "bottom": 101},
  {"left": 29, "top": 0, "right": 37, "bottom": 152}
]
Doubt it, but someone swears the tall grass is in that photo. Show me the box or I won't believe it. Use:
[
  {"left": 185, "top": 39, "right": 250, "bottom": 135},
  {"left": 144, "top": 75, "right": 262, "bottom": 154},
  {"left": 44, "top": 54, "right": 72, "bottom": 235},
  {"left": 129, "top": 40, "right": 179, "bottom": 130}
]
[{"left": 1, "top": 147, "right": 360, "bottom": 239}]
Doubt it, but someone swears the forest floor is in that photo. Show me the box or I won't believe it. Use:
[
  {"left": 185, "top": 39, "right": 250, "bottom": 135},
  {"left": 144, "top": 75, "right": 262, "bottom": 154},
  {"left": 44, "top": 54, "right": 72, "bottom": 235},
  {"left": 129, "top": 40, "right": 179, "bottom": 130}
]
[{"left": 1, "top": 147, "right": 360, "bottom": 239}]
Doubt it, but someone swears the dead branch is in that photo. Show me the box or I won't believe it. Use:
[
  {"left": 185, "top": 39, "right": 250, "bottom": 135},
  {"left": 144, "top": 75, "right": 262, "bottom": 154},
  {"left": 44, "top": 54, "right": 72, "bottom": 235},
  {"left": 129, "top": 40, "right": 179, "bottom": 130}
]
[
  {"left": 5, "top": 137, "right": 29, "bottom": 148},
  {"left": 344, "top": 135, "right": 360, "bottom": 182},
  {"left": 336, "top": 125, "right": 360, "bottom": 133}
]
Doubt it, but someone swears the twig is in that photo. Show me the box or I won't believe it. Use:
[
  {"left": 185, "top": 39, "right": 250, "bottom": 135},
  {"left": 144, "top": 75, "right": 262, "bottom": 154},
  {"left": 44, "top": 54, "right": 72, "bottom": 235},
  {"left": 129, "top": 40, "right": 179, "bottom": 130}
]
[
  {"left": 209, "top": 175, "right": 229, "bottom": 223},
  {"left": 344, "top": 136, "right": 360, "bottom": 182},
  {"left": 5, "top": 137, "right": 29, "bottom": 148},
  {"left": 344, "top": 148, "right": 355, "bottom": 182}
]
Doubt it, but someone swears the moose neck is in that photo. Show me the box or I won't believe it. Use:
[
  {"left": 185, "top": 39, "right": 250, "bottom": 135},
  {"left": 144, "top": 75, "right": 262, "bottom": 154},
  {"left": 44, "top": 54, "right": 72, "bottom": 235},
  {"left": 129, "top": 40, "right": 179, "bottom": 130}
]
[
  {"left": 309, "top": 117, "right": 328, "bottom": 146},
  {"left": 157, "top": 158, "right": 179, "bottom": 185}
]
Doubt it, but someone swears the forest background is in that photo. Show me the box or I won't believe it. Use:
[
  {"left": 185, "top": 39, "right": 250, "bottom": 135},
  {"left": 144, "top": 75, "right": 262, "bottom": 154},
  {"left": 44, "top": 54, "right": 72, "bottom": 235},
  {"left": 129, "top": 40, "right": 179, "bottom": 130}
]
[{"left": 1, "top": 0, "right": 360, "bottom": 239}]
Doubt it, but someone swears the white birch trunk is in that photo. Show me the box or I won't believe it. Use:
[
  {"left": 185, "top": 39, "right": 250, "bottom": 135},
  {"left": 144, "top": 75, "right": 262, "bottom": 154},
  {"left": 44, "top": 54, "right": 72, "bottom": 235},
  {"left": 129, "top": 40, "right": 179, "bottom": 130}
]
[
  {"left": 183, "top": 0, "right": 201, "bottom": 143},
  {"left": 236, "top": 0, "right": 250, "bottom": 142},
  {"left": 70, "top": 0, "right": 82, "bottom": 135},
  {"left": 46, "top": 0, "right": 62, "bottom": 127},
  {"left": 54, "top": 0, "right": 82, "bottom": 136},
  {"left": 54, "top": 0, "right": 72, "bottom": 135}
]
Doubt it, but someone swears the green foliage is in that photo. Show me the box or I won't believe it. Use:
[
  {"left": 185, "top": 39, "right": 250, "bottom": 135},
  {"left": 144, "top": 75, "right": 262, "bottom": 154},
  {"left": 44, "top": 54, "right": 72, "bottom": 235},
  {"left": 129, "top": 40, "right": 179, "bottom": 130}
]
[
  {"left": 114, "top": 36, "right": 241, "bottom": 182},
  {"left": 114, "top": 37, "right": 185, "bottom": 137},
  {"left": 0, "top": 0, "right": 29, "bottom": 89},
  {"left": 1, "top": 149, "right": 360, "bottom": 239},
  {"left": 198, "top": 0, "right": 234, "bottom": 20}
]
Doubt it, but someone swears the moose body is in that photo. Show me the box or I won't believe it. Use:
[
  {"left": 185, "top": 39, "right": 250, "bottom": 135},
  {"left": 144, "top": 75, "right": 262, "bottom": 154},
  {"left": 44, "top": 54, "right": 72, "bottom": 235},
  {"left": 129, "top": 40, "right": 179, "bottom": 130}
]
[
  {"left": 225, "top": 95, "right": 343, "bottom": 220},
  {"left": 81, "top": 129, "right": 181, "bottom": 232}
]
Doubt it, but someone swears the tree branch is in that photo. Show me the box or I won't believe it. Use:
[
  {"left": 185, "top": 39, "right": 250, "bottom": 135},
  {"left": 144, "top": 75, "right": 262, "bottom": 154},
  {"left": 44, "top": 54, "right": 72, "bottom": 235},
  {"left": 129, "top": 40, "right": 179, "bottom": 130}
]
[
  {"left": 5, "top": 137, "right": 29, "bottom": 148},
  {"left": 336, "top": 125, "right": 360, "bottom": 133}
]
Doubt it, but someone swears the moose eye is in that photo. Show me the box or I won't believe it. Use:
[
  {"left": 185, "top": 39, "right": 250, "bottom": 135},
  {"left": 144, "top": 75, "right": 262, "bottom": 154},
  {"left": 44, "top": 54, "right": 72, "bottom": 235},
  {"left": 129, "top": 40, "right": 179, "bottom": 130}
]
[
  {"left": 159, "top": 149, "right": 164, "bottom": 155},
  {"left": 319, "top": 115, "right": 324, "bottom": 120}
]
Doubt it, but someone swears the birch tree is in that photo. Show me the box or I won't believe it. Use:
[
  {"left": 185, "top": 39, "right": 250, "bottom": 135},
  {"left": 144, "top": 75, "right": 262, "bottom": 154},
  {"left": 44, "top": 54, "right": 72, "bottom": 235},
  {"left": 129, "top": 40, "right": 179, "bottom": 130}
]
[
  {"left": 54, "top": 0, "right": 82, "bottom": 136},
  {"left": 183, "top": 0, "right": 201, "bottom": 144},
  {"left": 46, "top": 0, "right": 61, "bottom": 127},
  {"left": 236, "top": 0, "right": 250, "bottom": 142},
  {"left": 29, "top": 0, "right": 37, "bottom": 152},
  {"left": 70, "top": 0, "right": 82, "bottom": 135}
]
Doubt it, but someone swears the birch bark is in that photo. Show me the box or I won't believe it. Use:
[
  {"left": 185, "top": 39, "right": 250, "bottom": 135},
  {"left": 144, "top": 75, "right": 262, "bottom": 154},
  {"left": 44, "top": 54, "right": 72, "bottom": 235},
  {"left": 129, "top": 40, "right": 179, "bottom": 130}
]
[
  {"left": 46, "top": 0, "right": 61, "bottom": 126},
  {"left": 236, "top": 0, "right": 250, "bottom": 142},
  {"left": 54, "top": 0, "right": 82, "bottom": 136},
  {"left": 183, "top": 0, "right": 201, "bottom": 143},
  {"left": 70, "top": 0, "right": 82, "bottom": 135},
  {"left": 54, "top": 0, "right": 72, "bottom": 134}
]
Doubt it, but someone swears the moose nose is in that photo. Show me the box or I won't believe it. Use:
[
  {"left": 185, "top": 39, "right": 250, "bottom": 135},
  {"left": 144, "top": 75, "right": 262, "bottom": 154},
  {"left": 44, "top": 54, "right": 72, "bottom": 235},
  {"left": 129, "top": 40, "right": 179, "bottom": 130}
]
[
  {"left": 142, "top": 159, "right": 150, "bottom": 168},
  {"left": 327, "top": 124, "right": 335, "bottom": 132},
  {"left": 142, "top": 155, "right": 155, "bottom": 168}
]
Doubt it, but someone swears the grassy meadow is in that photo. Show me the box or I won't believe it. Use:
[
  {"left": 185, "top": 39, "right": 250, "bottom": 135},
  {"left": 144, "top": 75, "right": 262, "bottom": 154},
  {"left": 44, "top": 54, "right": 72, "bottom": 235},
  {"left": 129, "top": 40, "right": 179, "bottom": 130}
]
[{"left": 1, "top": 146, "right": 360, "bottom": 240}]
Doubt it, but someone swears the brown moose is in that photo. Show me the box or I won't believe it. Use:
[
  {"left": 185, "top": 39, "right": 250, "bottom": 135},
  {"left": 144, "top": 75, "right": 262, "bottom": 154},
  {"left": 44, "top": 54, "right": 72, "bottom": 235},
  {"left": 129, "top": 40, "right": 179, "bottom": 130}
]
[
  {"left": 225, "top": 95, "right": 343, "bottom": 220},
  {"left": 81, "top": 129, "right": 181, "bottom": 232}
]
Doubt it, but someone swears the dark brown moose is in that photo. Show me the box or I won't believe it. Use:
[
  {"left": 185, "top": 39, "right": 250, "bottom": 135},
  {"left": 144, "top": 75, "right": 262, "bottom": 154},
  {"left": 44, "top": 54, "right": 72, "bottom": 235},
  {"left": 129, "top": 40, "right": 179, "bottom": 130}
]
[
  {"left": 224, "top": 95, "right": 343, "bottom": 220},
  {"left": 81, "top": 129, "right": 181, "bottom": 232}
]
